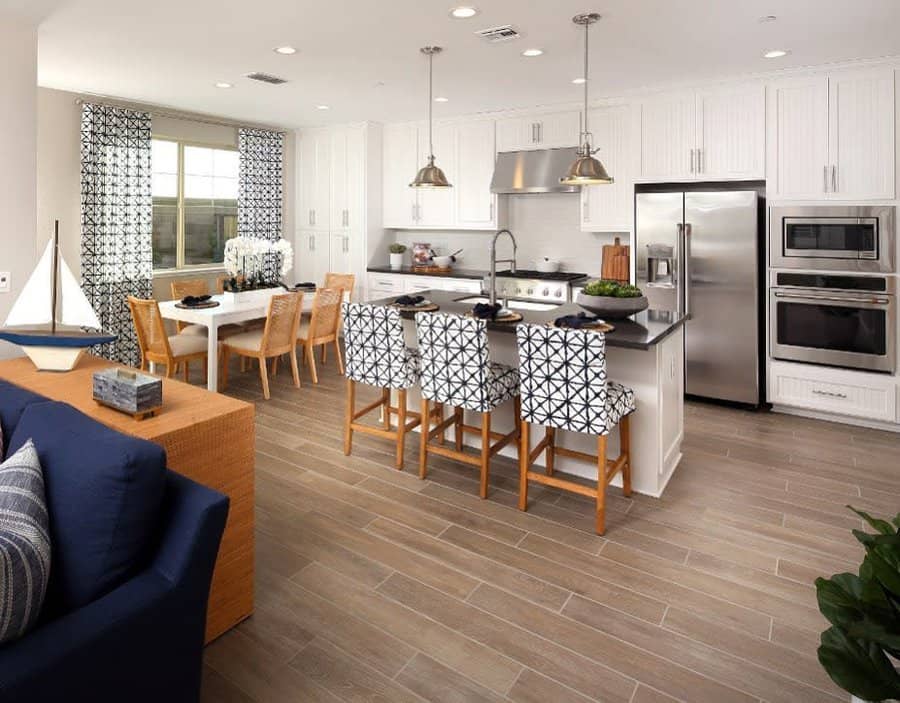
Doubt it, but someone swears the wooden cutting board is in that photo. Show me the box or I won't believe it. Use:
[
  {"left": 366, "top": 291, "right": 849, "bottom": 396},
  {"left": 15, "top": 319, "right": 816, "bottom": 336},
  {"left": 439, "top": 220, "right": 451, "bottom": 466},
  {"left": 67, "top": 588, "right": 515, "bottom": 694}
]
[{"left": 601, "top": 236, "right": 630, "bottom": 283}]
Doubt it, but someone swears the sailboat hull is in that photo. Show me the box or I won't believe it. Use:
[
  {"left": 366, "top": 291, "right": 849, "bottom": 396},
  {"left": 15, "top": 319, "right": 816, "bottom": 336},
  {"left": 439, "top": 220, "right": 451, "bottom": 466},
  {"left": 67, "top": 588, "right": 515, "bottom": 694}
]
[
  {"left": 0, "top": 330, "right": 117, "bottom": 372},
  {"left": 21, "top": 346, "right": 87, "bottom": 372}
]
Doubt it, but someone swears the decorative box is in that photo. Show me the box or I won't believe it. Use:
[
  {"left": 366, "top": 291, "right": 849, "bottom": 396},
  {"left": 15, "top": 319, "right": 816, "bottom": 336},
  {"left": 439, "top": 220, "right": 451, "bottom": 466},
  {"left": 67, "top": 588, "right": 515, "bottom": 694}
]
[{"left": 92, "top": 368, "right": 163, "bottom": 419}]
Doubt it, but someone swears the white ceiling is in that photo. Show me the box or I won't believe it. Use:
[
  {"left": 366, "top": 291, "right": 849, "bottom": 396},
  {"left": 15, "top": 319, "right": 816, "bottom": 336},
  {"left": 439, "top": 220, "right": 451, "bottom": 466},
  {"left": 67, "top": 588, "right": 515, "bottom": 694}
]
[{"left": 26, "top": 0, "right": 900, "bottom": 129}]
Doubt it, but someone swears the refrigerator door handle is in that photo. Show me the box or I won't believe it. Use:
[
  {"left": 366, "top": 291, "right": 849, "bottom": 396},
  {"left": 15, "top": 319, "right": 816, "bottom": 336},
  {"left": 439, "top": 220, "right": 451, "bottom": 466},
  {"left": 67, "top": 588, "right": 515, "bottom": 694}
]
[{"left": 682, "top": 223, "right": 692, "bottom": 316}]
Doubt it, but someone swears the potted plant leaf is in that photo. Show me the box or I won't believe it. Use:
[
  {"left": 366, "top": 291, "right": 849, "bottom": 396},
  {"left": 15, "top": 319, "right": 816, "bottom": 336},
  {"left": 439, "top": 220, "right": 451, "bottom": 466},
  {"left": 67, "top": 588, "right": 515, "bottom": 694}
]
[
  {"left": 816, "top": 507, "right": 900, "bottom": 703},
  {"left": 389, "top": 243, "right": 407, "bottom": 270}
]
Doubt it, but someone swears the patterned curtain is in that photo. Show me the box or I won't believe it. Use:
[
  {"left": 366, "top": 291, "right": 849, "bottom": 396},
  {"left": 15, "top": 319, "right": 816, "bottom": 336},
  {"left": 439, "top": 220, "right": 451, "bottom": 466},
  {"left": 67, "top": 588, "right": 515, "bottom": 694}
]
[
  {"left": 238, "top": 128, "right": 284, "bottom": 280},
  {"left": 80, "top": 103, "right": 153, "bottom": 367}
]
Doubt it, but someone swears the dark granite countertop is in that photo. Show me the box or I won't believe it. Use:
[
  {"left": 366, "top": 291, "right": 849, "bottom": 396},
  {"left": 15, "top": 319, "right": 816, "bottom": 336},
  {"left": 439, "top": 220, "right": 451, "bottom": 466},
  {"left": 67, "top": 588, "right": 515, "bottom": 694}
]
[
  {"left": 366, "top": 265, "right": 488, "bottom": 280},
  {"left": 367, "top": 289, "right": 687, "bottom": 350}
]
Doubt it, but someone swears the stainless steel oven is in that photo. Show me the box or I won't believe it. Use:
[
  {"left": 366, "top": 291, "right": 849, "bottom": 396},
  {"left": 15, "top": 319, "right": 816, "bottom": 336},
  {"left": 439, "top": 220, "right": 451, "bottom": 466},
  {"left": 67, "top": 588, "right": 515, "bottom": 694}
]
[
  {"left": 769, "top": 205, "right": 895, "bottom": 273},
  {"left": 770, "top": 272, "right": 896, "bottom": 373}
]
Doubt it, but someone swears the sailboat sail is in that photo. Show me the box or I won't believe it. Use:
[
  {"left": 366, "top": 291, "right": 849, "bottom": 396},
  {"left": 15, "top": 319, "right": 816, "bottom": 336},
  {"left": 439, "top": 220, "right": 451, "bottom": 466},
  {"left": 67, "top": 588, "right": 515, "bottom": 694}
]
[
  {"left": 59, "top": 255, "right": 101, "bottom": 329},
  {"left": 4, "top": 240, "right": 54, "bottom": 327}
]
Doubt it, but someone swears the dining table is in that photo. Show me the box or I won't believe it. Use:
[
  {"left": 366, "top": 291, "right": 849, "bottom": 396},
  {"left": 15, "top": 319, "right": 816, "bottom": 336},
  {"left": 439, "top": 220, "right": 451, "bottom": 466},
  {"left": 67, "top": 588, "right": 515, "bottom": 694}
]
[{"left": 158, "top": 291, "right": 313, "bottom": 391}]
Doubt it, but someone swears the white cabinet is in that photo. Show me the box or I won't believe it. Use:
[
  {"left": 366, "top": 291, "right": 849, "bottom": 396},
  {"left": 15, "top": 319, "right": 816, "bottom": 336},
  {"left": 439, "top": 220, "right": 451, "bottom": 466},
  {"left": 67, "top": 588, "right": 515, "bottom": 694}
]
[
  {"left": 637, "top": 84, "right": 764, "bottom": 182},
  {"left": 329, "top": 127, "right": 364, "bottom": 232},
  {"left": 441, "top": 278, "right": 481, "bottom": 294},
  {"left": 382, "top": 123, "right": 420, "bottom": 229},
  {"left": 366, "top": 272, "right": 482, "bottom": 301},
  {"left": 581, "top": 105, "right": 633, "bottom": 233},
  {"left": 767, "top": 68, "right": 895, "bottom": 200},
  {"left": 495, "top": 110, "right": 581, "bottom": 152},
  {"left": 404, "top": 276, "right": 444, "bottom": 294},
  {"left": 297, "top": 128, "right": 331, "bottom": 230},
  {"left": 296, "top": 231, "right": 331, "bottom": 285},
  {"left": 329, "top": 232, "right": 352, "bottom": 276},
  {"left": 416, "top": 123, "right": 457, "bottom": 227},
  {"left": 455, "top": 119, "right": 497, "bottom": 229}
]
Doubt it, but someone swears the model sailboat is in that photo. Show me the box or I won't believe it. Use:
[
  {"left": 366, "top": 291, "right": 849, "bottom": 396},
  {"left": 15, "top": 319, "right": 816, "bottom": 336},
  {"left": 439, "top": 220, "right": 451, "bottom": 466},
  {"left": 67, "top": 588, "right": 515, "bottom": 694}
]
[{"left": 0, "top": 221, "right": 116, "bottom": 371}]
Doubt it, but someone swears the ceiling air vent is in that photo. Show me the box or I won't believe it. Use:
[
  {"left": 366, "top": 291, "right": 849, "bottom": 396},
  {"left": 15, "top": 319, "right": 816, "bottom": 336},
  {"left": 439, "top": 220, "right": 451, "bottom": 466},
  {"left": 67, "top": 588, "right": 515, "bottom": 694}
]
[
  {"left": 474, "top": 25, "right": 520, "bottom": 43},
  {"left": 246, "top": 72, "right": 288, "bottom": 85}
]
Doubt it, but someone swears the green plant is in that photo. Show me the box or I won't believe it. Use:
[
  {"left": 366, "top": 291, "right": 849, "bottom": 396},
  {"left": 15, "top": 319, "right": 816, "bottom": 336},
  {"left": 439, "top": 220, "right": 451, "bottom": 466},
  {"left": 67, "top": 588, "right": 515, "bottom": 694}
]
[
  {"left": 582, "top": 279, "right": 643, "bottom": 298},
  {"left": 389, "top": 243, "right": 407, "bottom": 254},
  {"left": 815, "top": 507, "right": 900, "bottom": 702}
]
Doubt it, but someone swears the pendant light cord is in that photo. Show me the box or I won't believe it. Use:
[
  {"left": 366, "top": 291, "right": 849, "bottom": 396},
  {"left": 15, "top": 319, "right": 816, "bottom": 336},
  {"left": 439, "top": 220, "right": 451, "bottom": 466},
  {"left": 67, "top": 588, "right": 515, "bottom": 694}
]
[
  {"left": 582, "top": 20, "right": 590, "bottom": 144},
  {"left": 428, "top": 49, "right": 434, "bottom": 160}
]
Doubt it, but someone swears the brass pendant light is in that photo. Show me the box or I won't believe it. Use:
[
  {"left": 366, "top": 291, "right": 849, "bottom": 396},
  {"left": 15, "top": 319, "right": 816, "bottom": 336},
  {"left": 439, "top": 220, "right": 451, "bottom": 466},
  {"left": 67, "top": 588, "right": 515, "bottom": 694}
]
[
  {"left": 560, "top": 13, "right": 613, "bottom": 186},
  {"left": 410, "top": 46, "right": 452, "bottom": 188}
]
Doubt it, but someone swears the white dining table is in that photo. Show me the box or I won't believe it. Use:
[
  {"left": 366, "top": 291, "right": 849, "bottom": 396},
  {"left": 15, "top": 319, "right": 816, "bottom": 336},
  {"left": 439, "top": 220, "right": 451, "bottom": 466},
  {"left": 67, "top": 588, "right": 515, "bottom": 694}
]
[{"left": 158, "top": 292, "right": 313, "bottom": 392}]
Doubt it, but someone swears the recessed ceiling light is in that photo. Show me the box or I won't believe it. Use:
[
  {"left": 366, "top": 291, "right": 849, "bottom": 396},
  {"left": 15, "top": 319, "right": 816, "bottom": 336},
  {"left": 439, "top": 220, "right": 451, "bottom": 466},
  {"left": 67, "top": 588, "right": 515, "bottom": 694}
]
[
  {"left": 315, "top": 104, "right": 330, "bottom": 110},
  {"left": 434, "top": 96, "right": 449, "bottom": 102},
  {"left": 214, "top": 82, "right": 233, "bottom": 89},
  {"left": 763, "top": 49, "right": 790, "bottom": 59},
  {"left": 522, "top": 48, "right": 544, "bottom": 57},
  {"left": 450, "top": 6, "right": 478, "bottom": 19},
  {"left": 572, "top": 77, "right": 586, "bottom": 84},
  {"left": 274, "top": 46, "right": 297, "bottom": 55}
]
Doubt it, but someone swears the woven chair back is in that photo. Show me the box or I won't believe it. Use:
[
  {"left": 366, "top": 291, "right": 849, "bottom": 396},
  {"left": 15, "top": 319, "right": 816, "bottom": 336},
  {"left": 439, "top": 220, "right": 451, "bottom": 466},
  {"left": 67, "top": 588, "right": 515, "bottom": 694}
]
[{"left": 128, "top": 296, "right": 171, "bottom": 360}]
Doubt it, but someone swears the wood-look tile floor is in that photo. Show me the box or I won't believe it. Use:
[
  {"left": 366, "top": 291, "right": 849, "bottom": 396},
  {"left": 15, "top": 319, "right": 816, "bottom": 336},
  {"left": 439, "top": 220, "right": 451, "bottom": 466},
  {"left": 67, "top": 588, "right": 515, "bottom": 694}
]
[{"left": 201, "top": 358, "right": 899, "bottom": 703}]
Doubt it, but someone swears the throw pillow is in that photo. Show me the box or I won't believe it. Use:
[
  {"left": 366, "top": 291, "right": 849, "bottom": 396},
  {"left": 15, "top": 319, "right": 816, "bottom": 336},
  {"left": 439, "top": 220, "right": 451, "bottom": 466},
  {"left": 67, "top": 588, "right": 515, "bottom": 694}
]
[{"left": 0, "top": 439, "right": 51, "bottom": 644}]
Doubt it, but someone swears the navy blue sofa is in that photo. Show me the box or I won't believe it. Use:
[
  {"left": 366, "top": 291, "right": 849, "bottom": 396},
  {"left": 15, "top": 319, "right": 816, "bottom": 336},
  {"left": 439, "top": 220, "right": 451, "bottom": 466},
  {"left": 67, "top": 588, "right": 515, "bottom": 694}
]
[{"left": 0, "top": 380, "right": 229, "bottom": 703}]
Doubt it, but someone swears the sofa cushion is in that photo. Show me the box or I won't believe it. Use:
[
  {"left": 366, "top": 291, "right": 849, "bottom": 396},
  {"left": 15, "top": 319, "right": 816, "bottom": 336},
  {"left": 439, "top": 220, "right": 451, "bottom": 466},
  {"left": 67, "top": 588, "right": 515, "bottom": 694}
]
[
  {"left": 8, "top": 401, "right": 167, "bottom": 616},
  {"left": 0, "top": 381, "right": 48, "bottom": 460},
  {"left": 0, "top": 439, "right": 51, "bottom": 643}
]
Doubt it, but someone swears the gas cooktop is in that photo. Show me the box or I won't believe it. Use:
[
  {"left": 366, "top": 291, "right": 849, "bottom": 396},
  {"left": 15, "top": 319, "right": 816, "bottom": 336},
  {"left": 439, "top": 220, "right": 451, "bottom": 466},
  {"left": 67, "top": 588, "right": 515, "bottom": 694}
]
[{"left": 495, "top": 269, "right": 588, "bottom": 282}]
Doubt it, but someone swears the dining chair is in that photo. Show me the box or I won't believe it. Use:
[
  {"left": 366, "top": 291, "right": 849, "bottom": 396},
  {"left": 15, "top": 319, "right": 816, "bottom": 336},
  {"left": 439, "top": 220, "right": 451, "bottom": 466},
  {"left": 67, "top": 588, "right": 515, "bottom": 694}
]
[
  {"left": 515, "top": 324, "right": 635, "bottom": 535},
  {"left": 323, "top": 272, "right": 355, "bottom": 304},
  {"left": 220, "top": 293, "right": 303, "bottom": 400},
  {"left": 169, "top": 279, "right": 211, "bottom": 336},
  {"left": 128, "top": 296, "right": 208, "bottom": 382},
  {"left": 297, "top": 287, "right": 344, "bottom": 384}
]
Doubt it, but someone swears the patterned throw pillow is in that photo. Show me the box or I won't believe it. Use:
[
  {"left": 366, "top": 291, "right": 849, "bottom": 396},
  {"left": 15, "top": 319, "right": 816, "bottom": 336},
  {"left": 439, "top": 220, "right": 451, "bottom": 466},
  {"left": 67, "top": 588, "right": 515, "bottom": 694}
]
[{"left": 0, "top": 439, "right": 51, "bottom": 644}]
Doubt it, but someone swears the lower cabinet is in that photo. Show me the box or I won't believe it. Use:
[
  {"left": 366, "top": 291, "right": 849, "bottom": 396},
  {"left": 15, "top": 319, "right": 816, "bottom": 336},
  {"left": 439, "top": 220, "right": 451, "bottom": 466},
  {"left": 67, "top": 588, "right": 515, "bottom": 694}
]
[
  {"left": 769, "top": 360, "right": 897, "bottom": 424},
  {"left": 366, "top": 273, "right": 481, "bottom": 301}
]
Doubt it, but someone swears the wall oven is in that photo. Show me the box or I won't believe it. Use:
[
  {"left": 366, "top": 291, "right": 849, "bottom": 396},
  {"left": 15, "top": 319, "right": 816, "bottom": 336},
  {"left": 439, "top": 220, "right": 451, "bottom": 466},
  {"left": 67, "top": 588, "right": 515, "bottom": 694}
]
[
  {"left": 770, "top": 272, "right": 896, "bottom": 373},
  {"left": 769, "top": 205, "right": 895, "bottom": 273}
]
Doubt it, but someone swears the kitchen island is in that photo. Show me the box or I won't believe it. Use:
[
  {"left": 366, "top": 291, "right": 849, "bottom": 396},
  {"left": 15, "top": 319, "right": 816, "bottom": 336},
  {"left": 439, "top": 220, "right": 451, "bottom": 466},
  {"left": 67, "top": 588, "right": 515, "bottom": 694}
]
[{"left": 367, "top": 289, "right": 686, "bottom": 497}]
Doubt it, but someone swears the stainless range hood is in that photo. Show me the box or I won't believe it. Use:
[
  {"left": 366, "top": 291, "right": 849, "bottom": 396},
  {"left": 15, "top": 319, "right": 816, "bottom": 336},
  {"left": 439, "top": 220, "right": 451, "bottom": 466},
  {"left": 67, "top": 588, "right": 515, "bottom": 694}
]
[{"left": 490, "top": 148, "right": 581, "bottom": 194}]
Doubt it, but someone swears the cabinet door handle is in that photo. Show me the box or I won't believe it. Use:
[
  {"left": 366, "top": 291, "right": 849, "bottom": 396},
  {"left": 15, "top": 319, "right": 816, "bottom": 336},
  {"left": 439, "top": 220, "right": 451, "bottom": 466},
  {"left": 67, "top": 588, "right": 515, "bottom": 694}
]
[
  {"left": 824, "top": 166, "right": 829, "bottom": 193},
  {"left": 489, "top": 201, "right": 494, "bottom": 221},
  {"left": 531, "top": 123, "right": 537, "bottom": 143},
  {"left": 812, "top": 389, "right": 848, "bottom": 400},
  {"left": 342, "top": 236, "right": 348, "bottom": 253},
  {"left": 831, "top": 165, "right": 837, "bottom": 193},
  {"left": 312, "top": 209, "right": 317, "bottom": 226},
  {"left": 308, "top": 234, "right": 315, "bottom": 252},
  {"left": 583, "top": 197, "right": 589, "bottom": 223},
  {"left": 345, "top": 209, "right": 349, "bottom": 227},
  {"left": 411, "top": 203, "right": 417, "bottom": 222},
  {"left": 698, "top": 148, "right": 703, "bottom": 174},
  {"left": 538, "top": 122, "right": 543, "bottom": 143}
]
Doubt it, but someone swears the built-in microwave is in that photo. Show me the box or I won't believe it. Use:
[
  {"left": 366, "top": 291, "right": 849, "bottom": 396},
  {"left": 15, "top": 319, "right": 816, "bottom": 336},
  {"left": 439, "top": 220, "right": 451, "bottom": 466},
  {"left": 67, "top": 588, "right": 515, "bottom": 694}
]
[{"left": 769, "top": 205, "right": 895, "bottom": 273}]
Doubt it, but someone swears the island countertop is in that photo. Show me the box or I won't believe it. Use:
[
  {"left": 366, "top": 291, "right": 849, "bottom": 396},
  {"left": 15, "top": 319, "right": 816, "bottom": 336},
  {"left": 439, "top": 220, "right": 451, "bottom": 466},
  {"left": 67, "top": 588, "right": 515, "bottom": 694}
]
[{"left": 365, "top": 289, "right": 687, "bottom": 351}]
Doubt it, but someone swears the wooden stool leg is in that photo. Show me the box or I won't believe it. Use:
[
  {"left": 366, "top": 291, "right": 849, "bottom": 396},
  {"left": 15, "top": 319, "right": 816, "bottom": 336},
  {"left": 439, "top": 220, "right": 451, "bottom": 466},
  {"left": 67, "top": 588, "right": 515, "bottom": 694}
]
[
  {"left": 381, "top": 388, "right": 391, "bottom": 430},
  {"left": 344, "top": 378, "right": 355, "bottom": 455},
  {"left": 519, "top": 419, "right": 530, "bottom": 511},
  {"left": 396, "top": 389, "right": 407, "bottom": 470},
  {"left": 546, "top": 427, "right": 556, "bottom": 476},
  {"left": 620, "top": 414, "right": 632, "bottom": 497},
  {"left": 419, "top": 397, "right": 430, "bottom": 480},
  {"left": 596, "top": 435, "right": 608, "bottom": 535},
  {"left": 479, "top": 412, "right": 491, "bottom": 499},
  {"left": 436, "top": 403, "right": 445, "bottom": 445},
  {"left": 259, "top": 355, "right": 271, "bottom": 399},
  {"left": 454, "top": 407, "right": 463, "bottom": 451}
]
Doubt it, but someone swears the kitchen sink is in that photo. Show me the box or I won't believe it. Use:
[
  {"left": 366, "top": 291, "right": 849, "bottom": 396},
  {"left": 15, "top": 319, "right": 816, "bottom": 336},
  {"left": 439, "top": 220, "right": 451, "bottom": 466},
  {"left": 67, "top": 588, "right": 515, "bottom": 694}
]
[{"left": 454, "top": 296, "right": 560, "bottom": 312}]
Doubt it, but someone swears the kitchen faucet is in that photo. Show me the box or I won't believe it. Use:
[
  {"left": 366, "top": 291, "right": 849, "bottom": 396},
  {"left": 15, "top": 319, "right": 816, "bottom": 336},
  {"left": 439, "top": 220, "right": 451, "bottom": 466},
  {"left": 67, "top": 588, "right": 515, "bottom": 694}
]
[{"left": 489, "top": 229, "right": 517, "bottom": 306}]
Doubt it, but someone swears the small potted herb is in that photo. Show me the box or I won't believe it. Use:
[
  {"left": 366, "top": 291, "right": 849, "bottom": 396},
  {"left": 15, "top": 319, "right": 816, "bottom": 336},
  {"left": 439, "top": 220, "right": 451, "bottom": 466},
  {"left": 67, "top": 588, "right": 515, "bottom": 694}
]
[
  {"left": 815, "top": 507, "right": 900, "bottom": 703},
  {"left": 576, "top": 279, "right": 649, "bottom": 319},
  {"left": 389, "top": 243, "right": 407, "bottom": 270}
]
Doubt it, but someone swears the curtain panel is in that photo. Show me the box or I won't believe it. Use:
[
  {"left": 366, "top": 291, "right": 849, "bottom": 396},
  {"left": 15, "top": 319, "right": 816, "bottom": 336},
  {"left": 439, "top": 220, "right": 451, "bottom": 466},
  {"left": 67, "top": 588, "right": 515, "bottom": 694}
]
[
  {"left": 238, "top": 128, "right": 284, "bottom": 280},
  {"left": 80, "top": 102, "right": 153, "bottom": 367}
]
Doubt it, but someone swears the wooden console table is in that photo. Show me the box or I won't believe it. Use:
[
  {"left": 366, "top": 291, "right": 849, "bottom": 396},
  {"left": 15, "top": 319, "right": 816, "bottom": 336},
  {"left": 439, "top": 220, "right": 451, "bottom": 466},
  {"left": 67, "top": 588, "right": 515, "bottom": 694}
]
[{"left": 0, "top": 355, "right": 254, "bottom": 643}]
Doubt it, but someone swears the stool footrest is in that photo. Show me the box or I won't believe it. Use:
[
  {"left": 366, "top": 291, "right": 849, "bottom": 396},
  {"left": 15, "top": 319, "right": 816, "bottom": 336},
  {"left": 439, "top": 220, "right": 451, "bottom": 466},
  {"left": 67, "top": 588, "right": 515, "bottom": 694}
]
[{"left": 526, "top": 471, "right": 597, "bottom": 499}]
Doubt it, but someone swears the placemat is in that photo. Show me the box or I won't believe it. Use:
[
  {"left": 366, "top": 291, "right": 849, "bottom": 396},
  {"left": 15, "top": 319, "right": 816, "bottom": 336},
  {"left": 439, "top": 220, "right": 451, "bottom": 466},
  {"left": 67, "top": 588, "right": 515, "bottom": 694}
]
[
  {"left": 391, "top": 303, "right": 440, "bottom": 312},
  {"left": 467, "top": 311, "right": 524, "bottom": 323},
  {"left": 175, "top": 301, "right": 220, "bottom": 310},
  {"left": 552, "top": 320, "right": 615, "bottom": 333}
]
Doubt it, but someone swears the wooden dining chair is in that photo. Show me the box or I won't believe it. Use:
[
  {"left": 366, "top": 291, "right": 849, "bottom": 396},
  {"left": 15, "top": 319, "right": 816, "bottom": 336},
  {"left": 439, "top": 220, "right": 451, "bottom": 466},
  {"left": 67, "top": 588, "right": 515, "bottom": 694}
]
[
  {"left": 297, "top": 287, "right": 343, "bottom": 384},
  {"left": 220, "top": 293, "right": 303, "bottom": 400},
  {"left": 127, "top": 296, "right": 208, "bottom": 381},
  {"left": 323, "top": 272, "right": 355, "bottom": 303},
  {"left": 170, "top": 279, "right": 210, "bottom": 335}
]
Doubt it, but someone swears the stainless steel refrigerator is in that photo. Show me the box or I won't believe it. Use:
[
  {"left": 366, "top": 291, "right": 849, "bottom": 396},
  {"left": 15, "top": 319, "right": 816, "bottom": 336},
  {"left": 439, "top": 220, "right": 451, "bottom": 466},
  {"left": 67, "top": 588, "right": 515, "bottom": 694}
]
[{"left": 635, "top": 186, "right": 763, "bottom": 405}]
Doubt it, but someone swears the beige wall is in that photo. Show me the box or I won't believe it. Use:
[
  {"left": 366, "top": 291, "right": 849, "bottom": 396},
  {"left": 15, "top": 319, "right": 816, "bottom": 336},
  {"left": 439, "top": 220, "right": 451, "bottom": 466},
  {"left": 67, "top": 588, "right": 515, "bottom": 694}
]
[
  {"left": 36, "top": 87, "right": 296, "bottom": 296},
  {"left": 0, "top": 17, "right": 38, "bottom": 359}
]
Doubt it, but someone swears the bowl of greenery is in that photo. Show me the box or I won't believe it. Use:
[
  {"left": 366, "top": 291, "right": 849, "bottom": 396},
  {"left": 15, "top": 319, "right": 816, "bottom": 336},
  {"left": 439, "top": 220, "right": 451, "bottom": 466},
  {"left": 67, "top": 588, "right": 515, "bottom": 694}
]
[{"left": 576, "top": 280, "right": 649, "bottom": 319}]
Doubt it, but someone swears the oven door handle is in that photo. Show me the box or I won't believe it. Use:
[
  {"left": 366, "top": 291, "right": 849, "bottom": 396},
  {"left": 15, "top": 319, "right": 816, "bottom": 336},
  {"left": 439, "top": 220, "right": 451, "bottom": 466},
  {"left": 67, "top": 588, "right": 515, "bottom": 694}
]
[{"left": 772, "top": 291, "right": 892, "bottom": 306}]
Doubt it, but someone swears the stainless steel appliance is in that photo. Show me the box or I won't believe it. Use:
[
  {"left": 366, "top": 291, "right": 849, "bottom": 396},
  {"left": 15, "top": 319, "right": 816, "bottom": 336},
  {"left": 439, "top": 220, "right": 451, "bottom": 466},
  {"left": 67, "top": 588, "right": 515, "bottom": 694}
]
[
  {"left": 490, "top": 148, "right": 581, "bottom": 194},
  {"left": 769, "top": 205, "right": 895, "bottom": 273},
  {"left": 770, "top": 272, "right": 896, "bottom": 373},
  {"left": 635, "top": 186, "right": 764, "bottom": 405},
  {"left": 486, "top": 270, "right": 588, "bottom": 304}
]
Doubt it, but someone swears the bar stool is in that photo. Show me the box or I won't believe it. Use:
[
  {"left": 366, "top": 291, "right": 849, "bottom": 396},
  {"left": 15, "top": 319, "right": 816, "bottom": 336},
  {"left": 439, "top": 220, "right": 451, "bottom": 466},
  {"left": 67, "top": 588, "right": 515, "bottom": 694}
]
[
  {"left": 342, "top": 302, "right": 425, "bottom": 470},
  {"left": 415, "top": 312, "right": 520, "bottom": 499},
  {"left": 515, "top": 324, "right": 635, "bottom": 535}
]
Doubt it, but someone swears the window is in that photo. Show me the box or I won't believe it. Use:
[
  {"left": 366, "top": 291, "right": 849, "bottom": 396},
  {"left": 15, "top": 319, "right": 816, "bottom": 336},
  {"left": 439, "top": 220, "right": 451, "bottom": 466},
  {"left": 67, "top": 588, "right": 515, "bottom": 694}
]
[{"left": 151, "top": 138, "right": 239, "bottom": 270}]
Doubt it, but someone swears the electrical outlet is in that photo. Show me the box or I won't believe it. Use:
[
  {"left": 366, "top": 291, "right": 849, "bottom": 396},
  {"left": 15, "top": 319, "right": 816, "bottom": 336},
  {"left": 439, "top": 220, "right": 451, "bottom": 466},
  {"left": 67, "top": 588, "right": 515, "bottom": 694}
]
[{"left": 0, "top": 272, "right": 9, "bottom": 293}]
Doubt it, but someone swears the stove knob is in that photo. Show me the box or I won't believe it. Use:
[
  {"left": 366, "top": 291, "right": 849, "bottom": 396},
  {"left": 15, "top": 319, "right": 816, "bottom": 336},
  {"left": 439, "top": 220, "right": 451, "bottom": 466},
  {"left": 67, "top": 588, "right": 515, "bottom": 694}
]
[
  {"left": 516, "top": 287, "right": 523, "bottom": 295},
  {"left": 526, "top": 287, "right": 534, "bottom": 295},
  {"left": 554, "top": 290, "right": 563, "bottom": 298},
  {"left": 542, "top": 287, "right": 549, "bottom": 297}
]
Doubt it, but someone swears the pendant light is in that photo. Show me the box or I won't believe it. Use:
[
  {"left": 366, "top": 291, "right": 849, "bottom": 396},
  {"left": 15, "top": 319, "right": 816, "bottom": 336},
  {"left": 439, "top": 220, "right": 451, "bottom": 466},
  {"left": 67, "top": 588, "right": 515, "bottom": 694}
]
[
  {"left": 410, "top": 46, "right": 452, "bottom": 188},
  {"left": 560, "top": 13, "right": 613, "bottom": 186}
]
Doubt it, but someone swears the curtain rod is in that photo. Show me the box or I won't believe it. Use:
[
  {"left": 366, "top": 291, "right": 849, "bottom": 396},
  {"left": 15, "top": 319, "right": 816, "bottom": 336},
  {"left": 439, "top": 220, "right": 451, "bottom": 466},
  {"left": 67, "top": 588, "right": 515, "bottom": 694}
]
[{"left": 73, "top": 96, "right": 288, "bottom": 135}]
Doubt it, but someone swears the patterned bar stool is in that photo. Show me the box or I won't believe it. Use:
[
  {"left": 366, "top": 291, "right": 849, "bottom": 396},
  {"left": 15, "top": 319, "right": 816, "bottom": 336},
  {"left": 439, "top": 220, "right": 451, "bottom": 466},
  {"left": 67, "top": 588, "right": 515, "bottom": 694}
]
[
  {"left": 516, "top": 324, "right": 636, "bottom": 535},
  {"left": 342, "top": 303, "right": 424, "bottom": 470},
  {"left": 415, "top": 312, "right": 520, "bottom": 499}
]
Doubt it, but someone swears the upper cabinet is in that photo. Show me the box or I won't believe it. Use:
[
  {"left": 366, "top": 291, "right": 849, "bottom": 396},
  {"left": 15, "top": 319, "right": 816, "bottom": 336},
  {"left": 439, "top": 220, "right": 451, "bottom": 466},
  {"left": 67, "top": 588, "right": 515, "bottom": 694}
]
[
  {"left": 297, "top": 128, "right": 331, "bottom": 230},
  {"left": 382, "top": 118, "right": 499, "bottom": 230},
  {"left": 636, "top": 84, "right": 765, "bottom": 182},
  {"left": 581, "top": 105, "right": 634, "bottom": 233},
  {"left": 767, "top": 68, "right": 895, "bottom": 200},
  {"left": 495, "top": 110, "right": 581, "bottom": 152}
]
